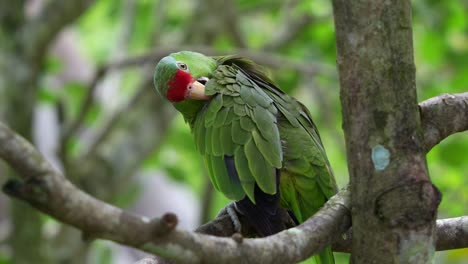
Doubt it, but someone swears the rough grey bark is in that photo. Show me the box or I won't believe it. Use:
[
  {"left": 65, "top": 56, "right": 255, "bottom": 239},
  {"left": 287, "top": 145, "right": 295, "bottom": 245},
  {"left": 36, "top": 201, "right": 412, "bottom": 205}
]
[
  {"left": 0, "top": 119, "right": 352, "bottom": 263},
  {"left": 1, "top": 120, "right": 467, "bottom": 263},
  {"left": 0, "top": 118, "right": 347, "bottom": 263},
  {"left": 332, "top": 1, "right": 441, "bottom": 263},
  {"left": 0, "top": 0, "right": 466, "bottom": 261},
  {"left": 435, "top": 216, "right": 468, "bottom": 251},
  {"left": 420, "top": 92, "right": 468, "bottom": 151}
]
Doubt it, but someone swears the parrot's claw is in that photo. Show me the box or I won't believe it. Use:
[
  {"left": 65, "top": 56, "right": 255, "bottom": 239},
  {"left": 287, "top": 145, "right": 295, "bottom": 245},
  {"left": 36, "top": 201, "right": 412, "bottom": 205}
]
[
  {"left": 217, "top": 202, "right": 242, "bottom": 234},
  {"left": 227, "top": 205, "right": 242, "bottom": 233}
]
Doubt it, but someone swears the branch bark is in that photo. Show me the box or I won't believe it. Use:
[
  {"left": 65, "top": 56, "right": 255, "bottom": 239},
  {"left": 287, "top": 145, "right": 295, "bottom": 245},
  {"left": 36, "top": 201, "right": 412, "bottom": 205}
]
[
  {"left": 1, "top": 119, "right": 467, "bottom": 263},
  {"left": 1, "top": 121, "right": 350, "bottom": 263},
  {"left": 332, "top": 1, "right": 442, "bottom": 263},
  {"left": 420, "top": 92, "right": 468, "bottom": 152},
  {"left": 435, "top": 216, "right": 468, "bottom": 251},
  {"left": 60, "top": 68, "right": 106, "bottom": 157},
  {"left": 195, "top": 200, "right": 468, "bottom": 253}
]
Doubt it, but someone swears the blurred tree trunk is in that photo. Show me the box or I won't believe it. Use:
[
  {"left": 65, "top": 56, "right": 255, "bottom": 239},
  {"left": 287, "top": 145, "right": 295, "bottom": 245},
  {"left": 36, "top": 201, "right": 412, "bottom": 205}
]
[
  {"left": 0, "top": 2, "right": 46, "bottom": 264},
  {"left": 332, "top": 1, "right": 440, "bottom": 263},
  {"left": 1, "top": 1, "right": 96, "bottom": 263}
]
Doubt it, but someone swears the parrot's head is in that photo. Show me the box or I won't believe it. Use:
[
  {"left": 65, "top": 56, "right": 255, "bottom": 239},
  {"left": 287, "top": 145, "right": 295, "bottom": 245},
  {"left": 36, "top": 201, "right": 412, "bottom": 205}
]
[{"left": 154, "top": 51, "right": 217, "bottom": 104}]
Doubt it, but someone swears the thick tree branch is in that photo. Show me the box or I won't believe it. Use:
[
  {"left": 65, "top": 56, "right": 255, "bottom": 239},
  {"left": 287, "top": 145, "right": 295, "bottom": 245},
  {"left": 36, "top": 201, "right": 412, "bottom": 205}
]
[
  {"left": 435, "top": 216, "right": 468, "bottom": 251},
  {"left": 420, "top": 92, "right": 468, "bottom": 152},
  {"left": 1, "top": 121, "right": 467, "bottom": 263},
  {"left": 20, "top": 0, "right": 96, "bottom": 61},
  {"left": 0, "top": 122, "right": 350, "bottom": 264},
  {"left": 329, "top": 216, "right": 468, "bottom": 253},
  {"left": 196, "top": 201, "right": 467, "bottom": 253}
]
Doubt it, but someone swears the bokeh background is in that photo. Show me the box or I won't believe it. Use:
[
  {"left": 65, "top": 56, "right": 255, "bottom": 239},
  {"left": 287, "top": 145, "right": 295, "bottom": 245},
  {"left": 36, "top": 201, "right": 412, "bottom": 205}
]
[{"left": 0, "top": 0, "right": 466, "bottom": 263}]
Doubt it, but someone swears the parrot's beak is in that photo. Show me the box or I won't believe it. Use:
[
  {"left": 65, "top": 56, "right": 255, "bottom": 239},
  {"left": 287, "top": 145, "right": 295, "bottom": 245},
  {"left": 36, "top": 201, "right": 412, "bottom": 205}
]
[{"left": 187, "top": 79, "right": 211, "bottom": 100}]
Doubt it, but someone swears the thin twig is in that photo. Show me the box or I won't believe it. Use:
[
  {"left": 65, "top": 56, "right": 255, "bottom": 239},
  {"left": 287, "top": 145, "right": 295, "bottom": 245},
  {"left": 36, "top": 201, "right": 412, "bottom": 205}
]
[
  {"left": 83, "top": 73, "right": 153, "bottom": 159},
  {"left": 60, "top": 68, "right": 106, "bottom": 157}
]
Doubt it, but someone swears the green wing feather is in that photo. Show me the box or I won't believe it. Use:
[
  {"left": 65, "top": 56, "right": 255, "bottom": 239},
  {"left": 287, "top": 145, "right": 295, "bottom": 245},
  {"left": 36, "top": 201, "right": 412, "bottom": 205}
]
[
  {"left": 192, "top": 56, "right": 336, "bottom": 263},
  {"left": 222, "top": 57, "right": 336, "bottom": 263},
  {"left": 193, "top": 63, "right": 282, "bottom": 203}
]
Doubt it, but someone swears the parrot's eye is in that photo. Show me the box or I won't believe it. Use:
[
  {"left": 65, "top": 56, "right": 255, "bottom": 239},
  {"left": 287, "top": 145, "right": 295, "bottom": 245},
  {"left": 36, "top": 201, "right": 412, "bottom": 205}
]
[{"left": 177, "top": 62, "right": 188, "bottom": 71}]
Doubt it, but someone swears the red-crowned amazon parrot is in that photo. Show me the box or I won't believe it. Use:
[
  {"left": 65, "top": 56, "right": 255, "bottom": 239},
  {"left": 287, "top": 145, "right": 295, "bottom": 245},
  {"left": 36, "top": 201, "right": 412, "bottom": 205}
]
[{"left": 154, "top": 51, "right": 337, "bottom": 264}]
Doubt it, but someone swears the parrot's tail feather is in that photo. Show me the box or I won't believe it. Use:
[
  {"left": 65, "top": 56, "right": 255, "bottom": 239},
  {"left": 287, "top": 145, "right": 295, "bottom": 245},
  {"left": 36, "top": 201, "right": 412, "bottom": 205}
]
[{"left": 234, "top": 170, "right": 284, "bottom": 236}]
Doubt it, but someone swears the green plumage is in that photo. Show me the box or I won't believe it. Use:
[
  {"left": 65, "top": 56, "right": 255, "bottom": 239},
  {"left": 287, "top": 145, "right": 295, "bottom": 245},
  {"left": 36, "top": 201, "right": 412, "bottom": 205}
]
[{"left": 154, "top": 51, "right": 338, "bottom": 264}]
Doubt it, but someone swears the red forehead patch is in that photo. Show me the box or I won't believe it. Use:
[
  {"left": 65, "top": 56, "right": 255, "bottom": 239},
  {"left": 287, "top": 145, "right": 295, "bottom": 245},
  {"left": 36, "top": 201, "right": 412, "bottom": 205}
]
[{"left": 166, "top": 70, "right": 194, "bottom": 102}]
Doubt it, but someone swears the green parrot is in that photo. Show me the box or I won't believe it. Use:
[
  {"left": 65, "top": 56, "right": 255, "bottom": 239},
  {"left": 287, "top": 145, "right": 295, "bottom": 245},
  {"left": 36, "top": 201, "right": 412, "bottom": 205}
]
[{"left": 154, "top": 51, "right": 337, "bottom": 264}]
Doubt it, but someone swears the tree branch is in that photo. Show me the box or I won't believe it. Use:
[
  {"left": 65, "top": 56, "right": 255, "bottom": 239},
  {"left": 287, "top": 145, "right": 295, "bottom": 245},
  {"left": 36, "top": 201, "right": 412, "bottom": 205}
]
[
  {"left": 195, "top": 200, "right": 468, "bottom": 253},
  {"left": 0, "top": 121, "right": 351, "bottom": 263},
  {"left": 329, "top": 216, "right": 468, "bottom": 253},
  {"left": 420, "top": 92, "right": 468, "bottom": 152},
  {"left": 435, "top": 216, "right": 468, "bottom": 251},
  {"left": 1, "top": 121, "right": 467, "bottom": 263},
  {"left": 82, "top": 73, "right": 152, "bottom": 158},
  {"left": 332, "top": 1, "right": 441, "bottom": 262},
  {"left": 60, "top": 68, "right": 106, "bottom": 158}
]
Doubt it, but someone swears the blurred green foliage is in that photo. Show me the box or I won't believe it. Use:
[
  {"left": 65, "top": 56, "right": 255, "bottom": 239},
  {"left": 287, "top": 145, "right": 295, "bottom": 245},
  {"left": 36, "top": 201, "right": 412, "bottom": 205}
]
[{"left": 2, "top": 0, "right": 467, "bottom": 263}]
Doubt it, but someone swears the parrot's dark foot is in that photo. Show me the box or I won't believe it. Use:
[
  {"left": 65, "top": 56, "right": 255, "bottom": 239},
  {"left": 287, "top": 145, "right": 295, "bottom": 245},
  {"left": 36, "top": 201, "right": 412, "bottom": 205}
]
[{"left": 217, "top": 202, "right": 242, "bottom": 233}]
